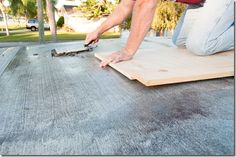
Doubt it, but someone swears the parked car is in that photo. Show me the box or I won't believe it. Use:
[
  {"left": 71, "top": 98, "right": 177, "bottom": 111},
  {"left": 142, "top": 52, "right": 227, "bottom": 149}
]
[{"left": 26, "top": 19, "right": 50, "bottom": 31}]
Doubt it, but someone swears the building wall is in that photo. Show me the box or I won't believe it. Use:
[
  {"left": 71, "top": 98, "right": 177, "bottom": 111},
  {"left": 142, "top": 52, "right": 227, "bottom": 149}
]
[
  {"left": 67, "top": 16, "right": 119, "bottom": 33},
  {"left": 55, "top": 0, "right": 119, "bottom": 33}
]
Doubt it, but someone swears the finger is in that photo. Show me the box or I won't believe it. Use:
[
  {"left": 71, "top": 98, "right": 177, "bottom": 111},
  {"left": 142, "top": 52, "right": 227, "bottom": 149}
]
[
  {"left": 100, "top": 61, "right": 110, "bottom": 68},
  {"left": 85, "top": 35, "right": 94, "bottom": 45},
  {"left": 85, "top": 38, "right": 91, "bottom": 45},
  {"left": 85, "top": 33, "right": 90, "bottom": 41},
  {"left": 99, "top": 52, "right": 119, "bottom": 68},
  {"left": 102, "top": 58, "right": 112, "bottom": 67},
  {"left": 84, "top": 40, "right": 96, "bottom": 47},
  {"left": 94, "top": 38, "right": 99, "bottom": 43},
  {"left": 100, "top": 58, "right": 113, "bottom": 68},
  {"left": 111, "top": 57, "right": 120, "bottom": 64}
]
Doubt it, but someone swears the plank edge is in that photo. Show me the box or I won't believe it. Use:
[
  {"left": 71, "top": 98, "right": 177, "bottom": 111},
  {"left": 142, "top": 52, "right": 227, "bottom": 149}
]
[
  {"left": 94, "top": 53, "right": 136, "bottom": 80},
  {"left": 135, "top": 71, "right": 234, "bottom": 86}
]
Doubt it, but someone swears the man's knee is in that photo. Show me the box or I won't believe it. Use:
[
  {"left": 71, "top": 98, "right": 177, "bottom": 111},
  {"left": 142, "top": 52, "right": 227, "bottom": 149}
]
[
  {"left": 186, "top": 38, "right": 216, "bottom": 56},
  {"left": 172, "top": 37, "right": 186, "bottom": 48}
]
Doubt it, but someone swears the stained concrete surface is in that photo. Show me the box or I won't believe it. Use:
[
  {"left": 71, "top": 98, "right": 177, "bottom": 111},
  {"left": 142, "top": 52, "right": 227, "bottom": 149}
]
[{"left": 0, "top": 38, "right": 234, "bottom": 155}]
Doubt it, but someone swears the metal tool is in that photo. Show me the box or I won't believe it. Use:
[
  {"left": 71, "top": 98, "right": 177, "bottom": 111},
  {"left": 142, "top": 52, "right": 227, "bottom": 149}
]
[{"left": 51, "top": 40, "right": 96, "bottom": 57}]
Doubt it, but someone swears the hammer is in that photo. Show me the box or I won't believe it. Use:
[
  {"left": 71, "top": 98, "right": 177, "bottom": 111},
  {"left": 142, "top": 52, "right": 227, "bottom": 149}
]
[{"left": 51, "top": 40, "right": 96, "bottom": 57}]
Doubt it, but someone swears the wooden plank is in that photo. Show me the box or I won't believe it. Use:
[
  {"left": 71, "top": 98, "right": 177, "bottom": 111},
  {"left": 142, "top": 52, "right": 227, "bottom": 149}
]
[
  {"left": 95, "top": 53, "right": 136, "bottom": 80},
  {"left": 95, "top": 47, "right": 234, "bottom": 86}
]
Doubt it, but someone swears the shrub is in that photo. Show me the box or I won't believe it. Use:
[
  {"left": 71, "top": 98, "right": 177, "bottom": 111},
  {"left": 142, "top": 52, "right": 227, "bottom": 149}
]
[
  {"left": 76, "top": 0, "right": 116, "bottom": 20},
  {"left": 120, "top": 16, "right": 131, "bottom": 30},
  {"left": 57, "top": 16, "right": 64, "bottom": 27},
  {"left": 151, "top": 0, "right": 186, "bottom": 35}
]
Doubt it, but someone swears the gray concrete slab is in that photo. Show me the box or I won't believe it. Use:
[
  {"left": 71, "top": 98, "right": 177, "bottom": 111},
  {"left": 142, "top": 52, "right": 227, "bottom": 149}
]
[{"left": 0, "top": 38, "right": 234, "bottom": 155}]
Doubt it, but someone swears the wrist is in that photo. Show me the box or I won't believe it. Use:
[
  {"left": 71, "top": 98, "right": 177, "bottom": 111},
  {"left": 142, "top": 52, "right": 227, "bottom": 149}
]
[
  {"left": 122, "top": 47, "right": 136, "bottom": 56},
  {"left": 95, "top": 28, "right": 103, "bottom": 37}
]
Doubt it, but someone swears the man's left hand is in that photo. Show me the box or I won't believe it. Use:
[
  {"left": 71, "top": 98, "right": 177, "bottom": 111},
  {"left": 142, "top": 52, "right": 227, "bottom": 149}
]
[{"left": 100, "top": 50, "right": 134, "bottom": 68}]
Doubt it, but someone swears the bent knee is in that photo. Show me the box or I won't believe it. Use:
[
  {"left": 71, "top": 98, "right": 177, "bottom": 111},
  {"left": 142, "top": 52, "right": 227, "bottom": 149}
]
[
  {"left": 186, "top": 39, "right": 216, "bottom": 56},
  {"left": 172, "top": 37, "right": 186, "bottom": 48}
]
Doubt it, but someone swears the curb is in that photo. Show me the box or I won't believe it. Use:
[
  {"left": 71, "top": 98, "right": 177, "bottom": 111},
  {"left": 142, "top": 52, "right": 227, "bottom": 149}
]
[{"left": 0, "top": 46, "right": 25, "bottom": 77}]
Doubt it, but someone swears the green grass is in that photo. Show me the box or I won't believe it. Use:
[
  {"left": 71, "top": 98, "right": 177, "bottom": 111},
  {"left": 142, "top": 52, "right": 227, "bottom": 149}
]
[
  {"left": 0, "top": 24, "right": 26, "bottom": 31},
  {"left": 0, "top": 27, "right": 25, "bottom": 31},
  {"left": 0, "top": 30, "right": 120, "bottom": 42}
]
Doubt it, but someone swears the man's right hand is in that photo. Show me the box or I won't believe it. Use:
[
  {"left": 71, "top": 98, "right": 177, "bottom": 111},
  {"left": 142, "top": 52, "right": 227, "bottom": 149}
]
[{"left": 85, "top": 30, "right": 100, "bottom": 46}]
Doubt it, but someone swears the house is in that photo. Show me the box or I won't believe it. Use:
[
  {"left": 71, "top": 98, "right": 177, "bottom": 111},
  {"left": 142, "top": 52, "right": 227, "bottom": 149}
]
[
  {"left": 55, "top": 0, "right": 119, "bottom": 33},
  {"left": 55, "top": 0, "right": 81, "bottom": 23}
]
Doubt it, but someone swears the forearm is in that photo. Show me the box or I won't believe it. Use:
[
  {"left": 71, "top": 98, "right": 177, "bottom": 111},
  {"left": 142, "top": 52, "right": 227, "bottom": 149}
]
[
  {"left": 124, "top": 0, "right": 157, "bottom": 55},
  {"left": 96, "top": 0, "right": 135, "bottom": 35}
]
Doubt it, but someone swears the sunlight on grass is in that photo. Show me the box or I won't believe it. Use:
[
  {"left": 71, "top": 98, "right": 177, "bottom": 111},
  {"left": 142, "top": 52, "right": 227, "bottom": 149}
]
[{"left": 0, "top": 24, "right": 25, "bottom": 31}]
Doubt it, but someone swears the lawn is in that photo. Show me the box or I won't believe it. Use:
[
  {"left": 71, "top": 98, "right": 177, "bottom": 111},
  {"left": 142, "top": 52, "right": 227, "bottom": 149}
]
[
  {"left": 0, "top": 29, "right": 121, "bottom": 42},
  {"left": 0, "top": 24, "right": 26, "bottom": 31}
]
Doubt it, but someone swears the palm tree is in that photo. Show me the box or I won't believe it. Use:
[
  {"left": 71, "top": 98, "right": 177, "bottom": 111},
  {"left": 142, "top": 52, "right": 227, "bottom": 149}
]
[
  {"left": 46, "top": 0, "right": 57, "bottom": 42},
  {"left": 0, "top": 0, "right": 9, "bottom": 36},
  {"left": 37, "top": 0, "right": 45, "bottom": 43}
]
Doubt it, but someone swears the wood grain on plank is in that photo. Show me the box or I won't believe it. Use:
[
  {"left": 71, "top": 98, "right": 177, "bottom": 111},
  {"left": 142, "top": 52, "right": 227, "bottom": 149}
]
[{"left": 95, "top": 47, "right": 234, "bottom": 86}]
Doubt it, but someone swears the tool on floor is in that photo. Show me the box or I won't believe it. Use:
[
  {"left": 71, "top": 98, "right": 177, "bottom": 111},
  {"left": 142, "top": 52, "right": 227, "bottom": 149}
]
[{"left": 51, "top": 40, "right": 96, "bottom": 57}]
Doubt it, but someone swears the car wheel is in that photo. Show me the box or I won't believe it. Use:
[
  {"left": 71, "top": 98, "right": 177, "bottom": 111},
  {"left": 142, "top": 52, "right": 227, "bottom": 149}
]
[{"left": 31, "top": 27, "right": 36, "bottom": 31}]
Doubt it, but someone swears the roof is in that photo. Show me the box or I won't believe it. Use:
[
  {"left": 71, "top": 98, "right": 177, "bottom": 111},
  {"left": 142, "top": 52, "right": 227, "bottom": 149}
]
[
  {"left": 0, "top": 38, "right": 234, "bottom": 155},
  {"left": 55, "top": 0, "right": 81, "bottom": 9}
]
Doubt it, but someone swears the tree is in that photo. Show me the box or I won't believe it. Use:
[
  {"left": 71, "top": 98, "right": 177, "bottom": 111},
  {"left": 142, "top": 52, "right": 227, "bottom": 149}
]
[
  {"left": 76, "top": 0, "right": 116, "bottom": 20},
  {"left": 24, "top": 0, "right": 37, "bottom": 19},
  {"left": 8, "top": 0, "right": 24, "bottom": 17},
  {"left": 0, "top": 0, "right": 9, "bottom": 36},
  {"left": 77, "top": 0, "right": 130, "bottom": 31},
  {"left": 151, "top": 0, "right": 186, "bottom": 36},
  {"left": 8, "top": 0, "right": 37, "bottom": 19},
  {"left": 46, "top": 0, "right": 57, "bottom": 42},
  {"left": 37, "top": 0, "right": 45, "bottom": 43}
]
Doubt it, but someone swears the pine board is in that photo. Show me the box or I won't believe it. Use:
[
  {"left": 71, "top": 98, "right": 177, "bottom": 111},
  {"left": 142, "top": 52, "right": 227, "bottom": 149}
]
[{"left": 95, "top": 47, "right": 234, "bottom": 86}]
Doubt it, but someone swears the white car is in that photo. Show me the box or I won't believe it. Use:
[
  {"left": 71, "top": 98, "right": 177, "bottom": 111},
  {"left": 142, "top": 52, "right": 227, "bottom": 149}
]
[{"left": 26, "top": 19, "right": 50, "bottom": 31}]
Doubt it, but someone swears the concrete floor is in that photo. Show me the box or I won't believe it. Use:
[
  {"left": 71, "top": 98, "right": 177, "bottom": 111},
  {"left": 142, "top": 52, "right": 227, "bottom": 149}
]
[{"left": 0, "top": 38, "right": 234, "bottom": 155}]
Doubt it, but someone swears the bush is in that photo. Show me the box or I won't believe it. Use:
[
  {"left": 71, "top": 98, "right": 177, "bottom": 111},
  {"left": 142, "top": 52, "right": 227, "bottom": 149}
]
[
  {"left": 151, "top": 0, "right": 186, "bottom": 35},
  {"left": 57, "top": 16, "right": 64, "bottom": 27},
  {"left": 120, "top": 16, "right": 132, "bottom": 30},
  {"left": 76, "top": 0, "right": 116, "bottom": 20}
]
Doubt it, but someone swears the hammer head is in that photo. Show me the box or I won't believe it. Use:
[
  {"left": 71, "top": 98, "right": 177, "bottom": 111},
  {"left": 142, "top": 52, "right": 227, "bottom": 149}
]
[
  {"left": 51, "top": 49, "right": 58, "bottom": 57},
  {"left": 51, "top": 44, "right": 97, "bottom": 57}
]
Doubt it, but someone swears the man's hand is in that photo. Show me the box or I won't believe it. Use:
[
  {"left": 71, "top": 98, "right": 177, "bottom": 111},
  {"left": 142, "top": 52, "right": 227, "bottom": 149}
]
[
  {"left": 84, "top": 0, "right": 135, "bottom": 46},
  {"left": 85, "top": 30, "right": 100, "bottom": 45},
  {"left": 100, "top": 50, "right": 134, "bottom": 68}
]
